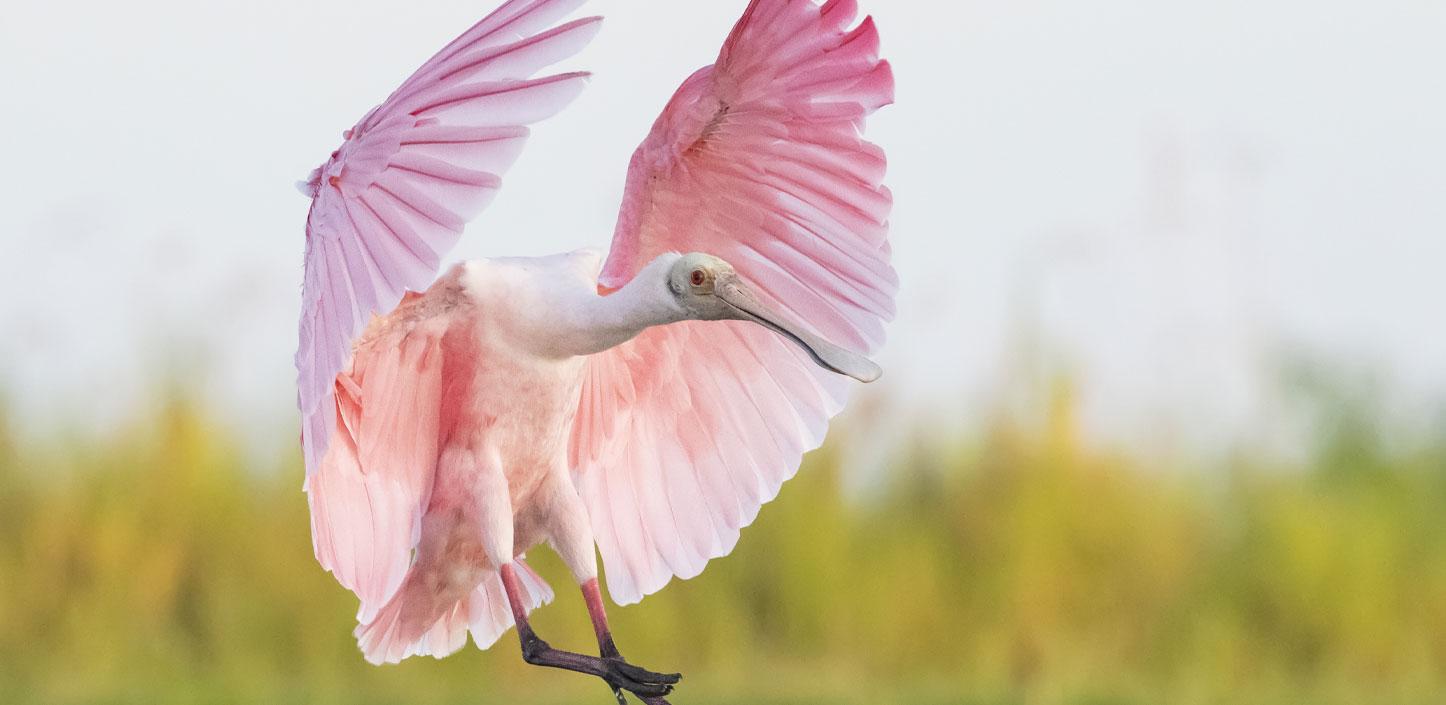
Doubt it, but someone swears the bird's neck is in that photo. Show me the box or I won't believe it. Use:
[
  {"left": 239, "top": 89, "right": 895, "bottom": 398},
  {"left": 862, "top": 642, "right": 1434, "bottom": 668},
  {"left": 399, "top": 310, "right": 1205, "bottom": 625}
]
[{"left": 551, "top": 255, "right": 686, "bottom": 358}]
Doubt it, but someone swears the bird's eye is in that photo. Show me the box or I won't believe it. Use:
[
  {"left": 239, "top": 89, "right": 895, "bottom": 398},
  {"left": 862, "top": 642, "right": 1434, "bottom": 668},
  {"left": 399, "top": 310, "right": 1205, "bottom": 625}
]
[{"left": 690, "top": 269, "right": 707, "bottom": 287}]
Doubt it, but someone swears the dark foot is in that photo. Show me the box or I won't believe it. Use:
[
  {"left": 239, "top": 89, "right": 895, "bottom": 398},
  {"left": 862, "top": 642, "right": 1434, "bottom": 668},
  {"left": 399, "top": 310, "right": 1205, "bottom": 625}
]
[
  {"left": 604, "top": 656, "right": 681, "bottom": 696},
  {"left": 519, "top": 633, "right": 680, "bottom": 700},
  {"left": 604, "top": 657, "right": 680, "bottom": 685}
]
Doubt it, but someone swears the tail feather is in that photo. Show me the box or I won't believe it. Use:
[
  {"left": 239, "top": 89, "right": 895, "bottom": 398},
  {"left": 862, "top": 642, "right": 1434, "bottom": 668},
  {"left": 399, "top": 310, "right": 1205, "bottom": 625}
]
[{"left": 355, "top": 558, "right": 553, "bottom": 665}]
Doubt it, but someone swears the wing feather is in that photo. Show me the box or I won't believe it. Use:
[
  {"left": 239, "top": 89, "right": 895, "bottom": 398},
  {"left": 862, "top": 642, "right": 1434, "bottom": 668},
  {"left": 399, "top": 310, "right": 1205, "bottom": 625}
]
[
  {"left": 305, "top": 287, "right": 476, "bottom": 622},
  {"left": 571, "top": 0, "right": 893, "bottom": 604}
]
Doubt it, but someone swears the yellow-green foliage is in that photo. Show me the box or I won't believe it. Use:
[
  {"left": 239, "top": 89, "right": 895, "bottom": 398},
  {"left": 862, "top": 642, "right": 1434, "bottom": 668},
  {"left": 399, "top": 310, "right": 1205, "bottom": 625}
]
[{"left": 0, "top": 389, "right": 1443, "bottom": 705}]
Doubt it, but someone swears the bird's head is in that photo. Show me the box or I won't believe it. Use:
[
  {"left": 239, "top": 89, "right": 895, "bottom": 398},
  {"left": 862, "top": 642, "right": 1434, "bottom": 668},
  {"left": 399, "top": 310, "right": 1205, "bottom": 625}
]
[{"left": 665, "top": 253, "right": 882, "bottom": 383}]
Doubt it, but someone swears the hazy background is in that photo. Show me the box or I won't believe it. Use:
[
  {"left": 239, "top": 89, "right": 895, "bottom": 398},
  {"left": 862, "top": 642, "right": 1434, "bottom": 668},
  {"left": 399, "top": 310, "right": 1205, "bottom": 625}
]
[
  {"left": 2, "top": 0, "right": 1444, "bottom": 703},
  {"left": 4, "top": 0, "right": 1444, "bottom": 447}
]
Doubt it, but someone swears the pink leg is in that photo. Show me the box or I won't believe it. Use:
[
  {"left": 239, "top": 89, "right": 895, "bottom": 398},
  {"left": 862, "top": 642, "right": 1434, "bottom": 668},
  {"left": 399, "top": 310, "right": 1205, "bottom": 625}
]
[
  {"left": 499, "top": 565, "right": 678, "bottom": 702},
  {"left": 583, "top": 578, "right": 622, "bottom": 659}
]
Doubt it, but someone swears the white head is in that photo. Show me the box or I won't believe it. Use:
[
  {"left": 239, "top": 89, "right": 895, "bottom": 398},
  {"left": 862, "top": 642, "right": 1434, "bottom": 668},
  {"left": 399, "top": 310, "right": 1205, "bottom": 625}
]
[{"left": 663, "top": 253, "right": 882, "bottom": 383}]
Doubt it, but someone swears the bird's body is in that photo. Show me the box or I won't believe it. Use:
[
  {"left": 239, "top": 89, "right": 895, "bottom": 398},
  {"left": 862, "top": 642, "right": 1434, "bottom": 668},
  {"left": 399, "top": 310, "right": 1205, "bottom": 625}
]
[
  {"left": 345, "top": 256, "right": 597, "bottom": 659},
  {"left": 294, "top": 0, "right": 895, "bottom": 698},
  {"left": 320, "top": 250, "right": 650, "bottom": 661}
]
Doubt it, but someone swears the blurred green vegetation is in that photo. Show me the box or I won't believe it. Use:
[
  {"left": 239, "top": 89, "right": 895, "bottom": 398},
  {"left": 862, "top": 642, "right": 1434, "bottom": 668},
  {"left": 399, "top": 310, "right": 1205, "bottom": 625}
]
[{"left": 1, "top": 379, "right": 1444, "bottom": 705}]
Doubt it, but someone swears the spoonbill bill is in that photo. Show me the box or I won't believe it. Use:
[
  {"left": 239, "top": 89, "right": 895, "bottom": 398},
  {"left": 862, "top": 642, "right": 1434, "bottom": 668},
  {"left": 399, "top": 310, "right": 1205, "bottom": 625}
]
[{"left": 295, "top": 0, "right": 894, "bottom": 699}]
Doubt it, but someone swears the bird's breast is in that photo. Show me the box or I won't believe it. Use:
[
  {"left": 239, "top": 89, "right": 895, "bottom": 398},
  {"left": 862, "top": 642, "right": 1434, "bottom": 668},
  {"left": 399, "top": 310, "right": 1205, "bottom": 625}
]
[{"left": 452, "top": 260, "right": 591, "bottom": 497}]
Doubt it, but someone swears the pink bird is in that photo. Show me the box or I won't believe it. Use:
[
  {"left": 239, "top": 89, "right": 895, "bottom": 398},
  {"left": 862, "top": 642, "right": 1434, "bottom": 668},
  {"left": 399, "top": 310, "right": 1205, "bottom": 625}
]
[{"left": 294, "top": 0, "right": 893, "bottom": 700}]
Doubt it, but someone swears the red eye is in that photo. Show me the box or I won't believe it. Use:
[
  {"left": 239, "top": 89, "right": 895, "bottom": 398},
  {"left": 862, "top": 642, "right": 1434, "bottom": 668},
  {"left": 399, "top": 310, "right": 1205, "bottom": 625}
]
[{"left": 690, "top": 269, "right": 706, "bottom": 286}]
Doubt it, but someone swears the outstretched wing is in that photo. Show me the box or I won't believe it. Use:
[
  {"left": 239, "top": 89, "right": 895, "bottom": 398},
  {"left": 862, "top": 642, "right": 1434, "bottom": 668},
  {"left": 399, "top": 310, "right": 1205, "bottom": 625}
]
[
  {"left": 297, "top": 0, "right": 600, "bottom": 476},
  {"left": 572, "top": 0, "right": 895, "bottom": 605}
]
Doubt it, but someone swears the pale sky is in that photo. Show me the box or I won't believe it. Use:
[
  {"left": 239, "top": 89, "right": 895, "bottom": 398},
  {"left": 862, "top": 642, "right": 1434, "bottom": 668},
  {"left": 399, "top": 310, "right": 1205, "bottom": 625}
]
[{"left": 2, "top": 0, "right": 1444, "bottom": 450}]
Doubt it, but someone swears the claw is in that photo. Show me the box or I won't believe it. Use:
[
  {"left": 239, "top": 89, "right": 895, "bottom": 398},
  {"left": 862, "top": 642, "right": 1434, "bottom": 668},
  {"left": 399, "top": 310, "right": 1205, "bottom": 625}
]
[{"left": 606, "top": 676, "right": 672, "bottom": 698}]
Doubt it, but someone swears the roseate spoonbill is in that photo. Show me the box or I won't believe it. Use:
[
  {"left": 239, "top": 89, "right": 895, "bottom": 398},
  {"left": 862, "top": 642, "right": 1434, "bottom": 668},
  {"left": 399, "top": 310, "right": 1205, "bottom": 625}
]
[{"left": 294, "top": 0, "right": 894, "bottom": 700}]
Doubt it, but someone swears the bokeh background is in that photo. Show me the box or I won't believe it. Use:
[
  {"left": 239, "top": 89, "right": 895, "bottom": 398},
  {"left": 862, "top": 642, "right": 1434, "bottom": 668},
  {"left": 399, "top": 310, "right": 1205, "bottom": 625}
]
[{"left": 2, "top": 0, "right": 1444, "bottom": 703}]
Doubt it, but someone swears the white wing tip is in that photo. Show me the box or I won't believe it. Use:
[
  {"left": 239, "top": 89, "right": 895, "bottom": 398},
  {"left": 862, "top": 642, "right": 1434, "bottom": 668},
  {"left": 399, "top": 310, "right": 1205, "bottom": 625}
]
[{"left": 296, "top": 168, "right": 321, "bottom": 198}]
